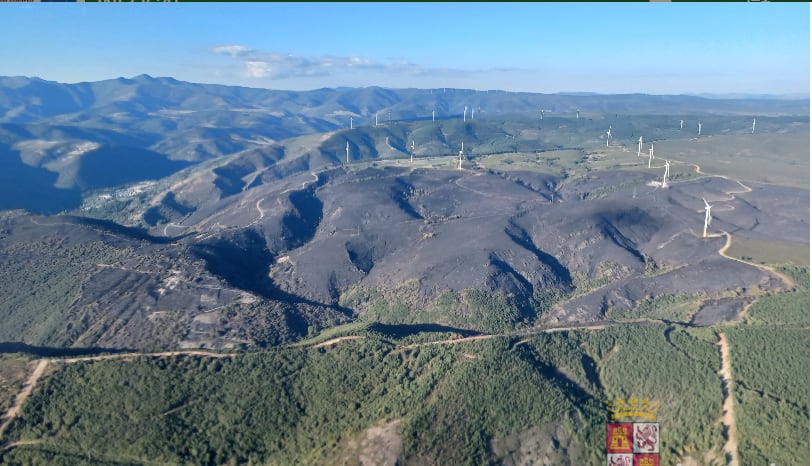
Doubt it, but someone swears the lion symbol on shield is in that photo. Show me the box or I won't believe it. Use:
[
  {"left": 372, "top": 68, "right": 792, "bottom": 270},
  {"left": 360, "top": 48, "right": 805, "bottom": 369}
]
[
  {"left": 609, "top": 455, "right": 631, "bottom": 466},
  {"left": 635, "top": 423, "right": 658, "bottom": 451}
]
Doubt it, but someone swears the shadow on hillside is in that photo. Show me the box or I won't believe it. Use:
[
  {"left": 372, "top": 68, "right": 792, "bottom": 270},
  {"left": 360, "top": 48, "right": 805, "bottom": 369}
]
[
  {"left": 69, "top": 215, "right": 180, "bottom": 243},
  {"left": 367, "top": 322, "right": 482, "bottom": 339},
  {"left": 0, "top": 145, "right": 83, "bottom": 214},
  {"left": 0, "top": 342, "right": 133, "bottom": 358}
]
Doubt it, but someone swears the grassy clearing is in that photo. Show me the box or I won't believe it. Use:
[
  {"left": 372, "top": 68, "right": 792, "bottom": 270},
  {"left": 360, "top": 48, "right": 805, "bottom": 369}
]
[
  {"left": 475, "top": 150, "right": 583, "bottom": 176},
  {"left": 363, "top": 148, "right": 589, "bottom": 179},
  {"left": 335, "top": 120, "right": 809, "bottom": 200},
  {"left": 653, "top": 133, "right": 809, "bottom": 189},
  {"left": 357, "top": 155, "right": 461, "bottom": 171},
  {"left": 725, "top": 237, "right": 809, "bottom": 266}
]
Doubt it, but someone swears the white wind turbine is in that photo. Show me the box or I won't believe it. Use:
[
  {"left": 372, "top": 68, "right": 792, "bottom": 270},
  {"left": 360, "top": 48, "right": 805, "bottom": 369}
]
[
  {"left": 661, "top": 160, "right": 670, "bottom": 188},
  {"left": 350, "top": 117, "right": 353, "bottom": 129},
  {"left": 648, "top": 143, "right": 654, "bottom": 168},
  {"left": 464, "top": 105, "right": 467, "bottom": 122},
  {"left": 576, "top": 109, "right": 580, "bottom": 119},
  {"left": 410, "top": 140, "right": 415, "bottom": 163},
  {"left": 375, "top": 112, "right": 379, "bottom": 126},
  {"left": 345, "top": 141, "right": 350, "bottom": 163},
  {"left": 698, "top": 121, "right": 702, "bottom": 136},
  {"left": 637, "top": 136, "right": 643, "bottom": 157},
  {"left": 680, "top": 119, "right": 684, "bottom": 130},
  {"left": 606, "top": 126, "right": 612, "bottom": 147},
  {"left": 458, "top": 142, "right": 464, "bottom": 170},
  {"left": 702, "top": 198, "right": 713, "bottom": 238},
  {"left": 752, "top": 118, "right": 756, "bottom": 134},
  {"left": 432, "top": 110, "right": 435, "bottom": 121}
]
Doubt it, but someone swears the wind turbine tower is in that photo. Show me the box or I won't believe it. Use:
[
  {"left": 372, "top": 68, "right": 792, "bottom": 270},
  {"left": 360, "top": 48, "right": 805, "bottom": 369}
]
[
  {"left": 346, "top": 141, "right": 349, "bottom": 163},
  {"left": 411, "top": 140, "right": 415, "bottom": 163},
  {"left": 661, "top": 160, "right": 670, "bottom": 188},
  {"left": 698, "top": 121, "right": 702, "bottom": 136},
  {"left": 680, "top": 119, "right": 684, "bottom": 130},
  {"left": 464, "top": 106, "right": 467, "bottom": 122},
  {"left": 432, "top": 110, "right": 435, "bottom": 121},
  {"left": 350, "top": 117, "right": 353, "bottom": 129},
  {"left": 458, "top": 142, "right": 464, "bottom": 170},
  {"left": 606, "top": 126, "right": 612, "bottom": 147},
  {"left": 375, "top": 113, "right": 379, "bottom": 126},
  {"left": 576, "top": 109, "right": 580, "bottom": 119},
  {"left": 702, "top": 198, "right": 713, "bottom": 238},
  {"left": 648, "top": 143, "right": 654, "bottom": 168},
  {"left": 638, "top": 136, "right": 643, "bottom": 157},
  {"left": 752, "top": 118, "right": 756, "bottom": 134}
]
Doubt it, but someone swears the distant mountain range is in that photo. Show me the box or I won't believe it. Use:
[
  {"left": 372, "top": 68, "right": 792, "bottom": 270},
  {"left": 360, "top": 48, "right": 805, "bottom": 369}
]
[
  {"left": 686, "top": 92, "right": 810, "bottom": 101},
  {"left": 2, "top": 75, "right": 808, "bottom": 127},
  {"left": 0, "top": 74, "right": 808, "bottom": 214}
]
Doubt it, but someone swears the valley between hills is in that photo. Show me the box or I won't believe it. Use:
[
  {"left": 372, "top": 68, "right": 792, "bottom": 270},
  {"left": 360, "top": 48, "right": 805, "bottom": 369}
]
[{"left": 0, "top": 76, "right": 807, "bottom": 465}]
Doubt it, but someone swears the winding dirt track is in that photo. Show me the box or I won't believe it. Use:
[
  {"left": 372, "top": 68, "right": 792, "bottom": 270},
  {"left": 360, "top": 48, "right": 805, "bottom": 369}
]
[
  {"left": 656, "top": 154, "right": 796, "bottom": 291},
  {"left": 711, "top": 230, "right": 796, "bottom": 289},
  {"left": 717, "top": 332, "right": 739, "bottom": 466}
]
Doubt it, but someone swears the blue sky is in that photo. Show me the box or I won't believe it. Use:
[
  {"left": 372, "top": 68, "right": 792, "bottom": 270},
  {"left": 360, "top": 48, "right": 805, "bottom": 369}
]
[{"left": 0, "top": 2, "right": 808, "bottom": 95}]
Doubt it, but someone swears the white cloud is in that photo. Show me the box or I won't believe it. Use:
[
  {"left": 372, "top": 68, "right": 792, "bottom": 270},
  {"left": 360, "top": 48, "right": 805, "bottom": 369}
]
[
  {"left": 238, "top": 53, "right": 329, "bottom": 79},
  {"left": 212, "top": 45, "right": 459, "bottom": 81},
  {"left": 212, "top": 44, "right": 254, "bottom": 58},
  {"left": 211, "top": 45, "right": 542, "bottom": 87},
  {"left": 244, "top": 61, "right": 271, "bottom": 78}
]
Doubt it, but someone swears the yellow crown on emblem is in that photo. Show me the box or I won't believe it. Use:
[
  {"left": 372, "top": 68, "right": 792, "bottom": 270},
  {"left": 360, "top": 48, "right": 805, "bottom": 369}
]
[{"left": 606, "top": 395, "right": 660, "bottom": 420}]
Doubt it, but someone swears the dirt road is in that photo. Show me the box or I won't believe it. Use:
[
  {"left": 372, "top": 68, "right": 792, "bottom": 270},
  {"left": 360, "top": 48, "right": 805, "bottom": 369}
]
[
  {"left": 717, "top": 332, "right": 740, "bottom": 466},
  {"left": 713, "top": 230, "right": 796, "bottom": 289},
  {"left": 313, "top": 336, "right": 363, "bottom": 348},
  {"left": 397, "top": 321, "right": 612, "bottom": 351},
  {"left": 0, "top": 350, "right": 232, "bottom": 442},
  {"left": 0, "top": 359, "right": 49, "bottom": 440}
]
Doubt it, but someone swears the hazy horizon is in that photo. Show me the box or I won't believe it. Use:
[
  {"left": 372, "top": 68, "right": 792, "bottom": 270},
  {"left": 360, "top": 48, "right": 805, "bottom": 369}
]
[
  {"left": 4, "top": 73, "right": 810, "bottom": 101},
  {"left": 0, "top": 2, "right": 808, "bottom": 96}
]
